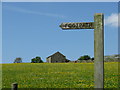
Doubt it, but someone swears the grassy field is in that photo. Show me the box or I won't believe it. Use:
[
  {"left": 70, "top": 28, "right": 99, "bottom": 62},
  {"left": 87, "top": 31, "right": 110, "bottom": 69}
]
[{"left": 2, "top": 62, "right": 119, "bottom": 88}]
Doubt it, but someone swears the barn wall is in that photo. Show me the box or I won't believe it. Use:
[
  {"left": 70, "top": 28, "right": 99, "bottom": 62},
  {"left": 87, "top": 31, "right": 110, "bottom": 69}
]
[
  {"left": 46, "top": 57, "right": 51, "bottom": 63},
  {"left": 51, "top": 53, "right": 66, "bottom": 63}
]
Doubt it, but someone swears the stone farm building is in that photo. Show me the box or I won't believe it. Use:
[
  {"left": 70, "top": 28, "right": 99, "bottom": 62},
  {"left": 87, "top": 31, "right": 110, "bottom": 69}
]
[{"left": 46, "top": 52, "right": 67, "bottom": 63}]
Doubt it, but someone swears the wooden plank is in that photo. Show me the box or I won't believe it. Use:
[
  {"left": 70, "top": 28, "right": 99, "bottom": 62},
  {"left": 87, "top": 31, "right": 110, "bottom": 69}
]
[
  {"left": 94, "top": 13, "right": 104, "bottom": 88},
  {"left": 59, "top": 22, "right": 94, "bottom": 29}
]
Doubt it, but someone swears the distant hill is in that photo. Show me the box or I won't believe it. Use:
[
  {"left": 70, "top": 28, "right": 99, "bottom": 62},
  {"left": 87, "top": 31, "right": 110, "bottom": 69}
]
[
  {"left": 76, "top": 54, "right": 119, "bottom": 63},
  {"left": 104, "top": 54, "right": 119, "bottom": 62}
]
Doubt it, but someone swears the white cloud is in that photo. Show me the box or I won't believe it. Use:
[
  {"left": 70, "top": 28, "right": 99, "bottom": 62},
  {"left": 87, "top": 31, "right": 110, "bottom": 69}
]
[{"left": 105, "top": 13, "right": 119, "bottom": 27}]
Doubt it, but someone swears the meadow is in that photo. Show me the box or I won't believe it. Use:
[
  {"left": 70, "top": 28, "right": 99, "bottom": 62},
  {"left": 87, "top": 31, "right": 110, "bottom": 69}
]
[{"left": 2, "top": 62, "right": 119, "bottom": 88}]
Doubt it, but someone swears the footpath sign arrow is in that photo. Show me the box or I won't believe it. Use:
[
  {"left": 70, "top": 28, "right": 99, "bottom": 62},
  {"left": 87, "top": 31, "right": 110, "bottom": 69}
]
[{"left": 60, "top": 22, "right": 94, "bottom": 29}]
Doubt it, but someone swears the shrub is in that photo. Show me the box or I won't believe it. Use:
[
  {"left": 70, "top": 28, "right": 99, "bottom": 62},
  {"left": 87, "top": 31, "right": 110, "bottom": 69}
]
[
  {"left": 14, "top": 57, "right": 22, "bottom": 63},
  {"left": 31, "top": 56, "right": 43, "bottom": 63},
  {"left": 65, "top": 59, "right": 71, "bottom": 63},
  {"left": 91, "top": 57, "right": 94, "bottom": 61},
  {"left": 78, "top": 55, "right": 91, "bottom": 60}
]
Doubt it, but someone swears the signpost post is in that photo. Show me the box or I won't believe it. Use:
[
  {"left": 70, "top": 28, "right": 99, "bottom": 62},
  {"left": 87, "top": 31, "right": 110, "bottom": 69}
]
[{"left": 59, "top": 13, "right": 104, "bottom": 88}]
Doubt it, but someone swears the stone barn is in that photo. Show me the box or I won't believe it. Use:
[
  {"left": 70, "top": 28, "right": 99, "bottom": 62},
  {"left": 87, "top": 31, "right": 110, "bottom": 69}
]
[{"left": 46, "top": 52, "right": 66, "bottom": 63}]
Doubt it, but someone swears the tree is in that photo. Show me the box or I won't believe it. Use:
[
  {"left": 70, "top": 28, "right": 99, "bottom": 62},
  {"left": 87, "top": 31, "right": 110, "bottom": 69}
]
[
  {"left": 14, "top": 57, "right": 22, "bottom": 63},
  {"left": 78, "top": 55, "right": 91, "bottom": 60},
  {"left": 31, "top": 56, "right": 43, "bottom": 63},
  {"left": 65, "top": 59, "right": 71, "bottom": 63},
  {"left": 91, "top": 57, "right": 94, "bottom": 61}
]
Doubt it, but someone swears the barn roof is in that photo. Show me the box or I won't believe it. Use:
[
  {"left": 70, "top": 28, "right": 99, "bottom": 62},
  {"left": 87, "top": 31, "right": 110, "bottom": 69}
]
[{"left": 46, "top": 51, "right": 65, "bottom": 59}]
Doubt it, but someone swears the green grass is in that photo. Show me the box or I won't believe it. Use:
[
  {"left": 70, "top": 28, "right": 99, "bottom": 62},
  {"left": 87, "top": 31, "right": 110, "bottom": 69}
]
[{"left": 2, "top": 62, "right": 119, "bottom": 88}]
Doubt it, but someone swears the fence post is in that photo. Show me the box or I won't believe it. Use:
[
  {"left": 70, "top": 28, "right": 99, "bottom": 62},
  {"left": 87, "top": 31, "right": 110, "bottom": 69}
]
[{"left": 11, "top": 83, "right": 18, "bottom": 90}]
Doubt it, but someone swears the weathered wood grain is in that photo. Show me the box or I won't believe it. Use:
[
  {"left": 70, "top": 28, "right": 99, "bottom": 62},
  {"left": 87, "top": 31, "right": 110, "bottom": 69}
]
[{"left": 94, "top": 13, "right": 104, "bottom": 89}]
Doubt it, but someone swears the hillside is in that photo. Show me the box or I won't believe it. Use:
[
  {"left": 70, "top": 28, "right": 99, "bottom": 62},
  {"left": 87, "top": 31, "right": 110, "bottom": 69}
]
[
  {"left": 104, "top": 54, "right": 119, "bottom": 62},
  {"left": 76, "top": 54, "right": 119, "bottom": 63}
]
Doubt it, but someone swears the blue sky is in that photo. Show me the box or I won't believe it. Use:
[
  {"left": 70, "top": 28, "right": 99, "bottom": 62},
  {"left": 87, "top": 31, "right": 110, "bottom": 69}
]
[{"left": 2, "top": 2, "right": 118, "bottom": 63}]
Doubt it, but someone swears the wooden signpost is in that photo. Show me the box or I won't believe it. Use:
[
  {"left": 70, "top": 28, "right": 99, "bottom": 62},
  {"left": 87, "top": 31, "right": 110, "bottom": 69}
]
[{"left": 59, "top": 13, "right": 104, "bottom": 88}]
